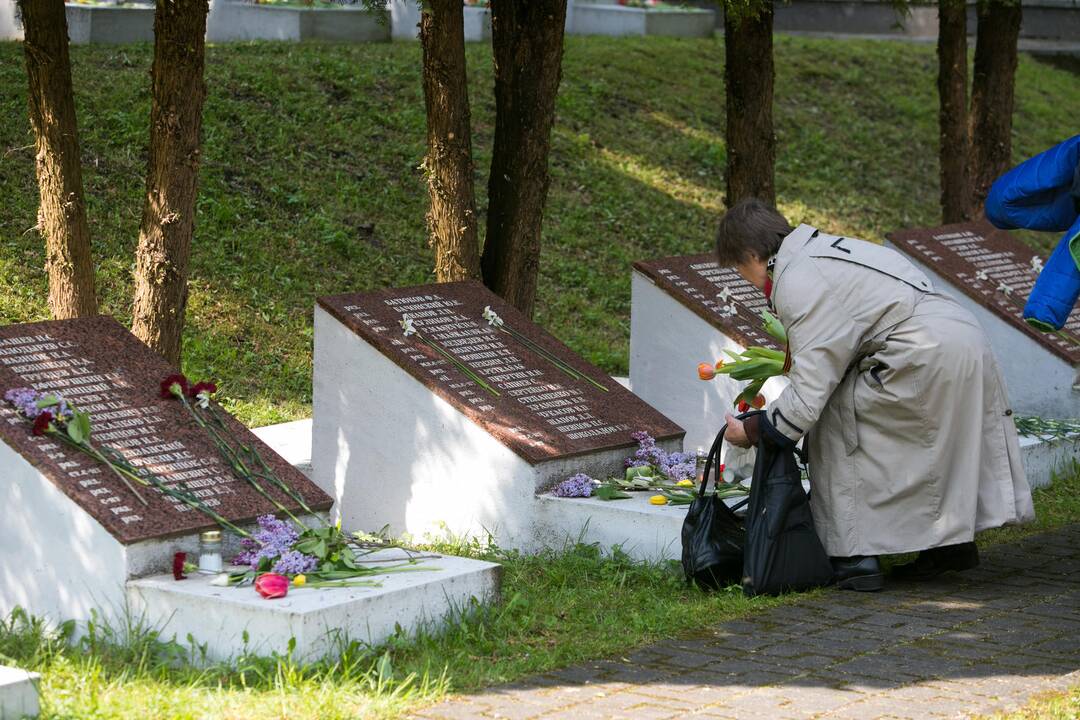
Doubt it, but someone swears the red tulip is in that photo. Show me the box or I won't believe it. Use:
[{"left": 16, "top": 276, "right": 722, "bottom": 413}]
[
  {"left": 751, "top": 394, "right": 766, "bottom": 409},
  {"left": 737, "top": 401, "right": 750, "bottom": 413},
  {"left": 255, "top": 573, "right": 289, "bottom": 599},
  {"left": 697, "top": 362, "right": 716, "bottom": 381}
]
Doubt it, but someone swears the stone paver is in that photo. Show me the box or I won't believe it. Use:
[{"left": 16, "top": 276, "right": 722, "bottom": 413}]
[{"left": 412, "top": 525, "right": 1080, "bottom": 720}]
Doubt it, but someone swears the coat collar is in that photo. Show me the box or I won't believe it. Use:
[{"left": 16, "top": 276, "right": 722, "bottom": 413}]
[{"left": 772, "top": 224, "right": 819, "bottom": 290}]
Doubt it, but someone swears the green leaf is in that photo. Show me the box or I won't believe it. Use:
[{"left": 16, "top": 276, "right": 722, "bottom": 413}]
[
  {"left": 74, "top": 411, "right": 91, "bottom": 442},
  {"left": 35, "top": 395, "right": 60, "bottom": 409},
  {"left": 66, "top": 417, "right": 85, "bottom": 444},
  {"left": 595, "top": 485, "right": 631, "bottom": 501},
  {"left": 625, "top": 466, "right": 654, "bottom": 482}
]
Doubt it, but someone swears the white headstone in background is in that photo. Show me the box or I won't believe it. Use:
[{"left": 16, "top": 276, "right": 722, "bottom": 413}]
[
  {"left": 887, "top": 221, "right": 1080, "bottom": 419},
  {"left": 0, "top": 666, "right": 39, "bottom": 720},
  {"left": 0, "top": 0, "right": 21, "bottom": 41},
  {"left": 313, "top": 281, "right": 684, "bottom": 551},
  {"left": 630, "top": 254, "right": 788, "bottom": 454}
]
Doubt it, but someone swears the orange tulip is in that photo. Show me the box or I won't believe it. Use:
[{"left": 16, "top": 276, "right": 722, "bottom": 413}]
[
  {"left": 751, "top": 394, "right": 766, "bottom": 409},
  {"left": 697, "top": 362, "right": 716, "bottom": 381}
]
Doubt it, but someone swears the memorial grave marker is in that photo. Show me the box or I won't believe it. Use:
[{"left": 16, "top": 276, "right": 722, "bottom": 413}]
[
  {"left": 313, "top": 280, "right": 684, "bottom": 551},
  {"left": 0, "top": 315, "right": 333, "bottom": 627},
  {"left": 630, "top": 254, "right": 788, "bottom": 452},
  {"left": 887, "top": 221, "right": 1080, "bottom": 418}
]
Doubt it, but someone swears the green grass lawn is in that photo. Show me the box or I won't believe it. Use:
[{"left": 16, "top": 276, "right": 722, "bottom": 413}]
[{"left": 1, "top": 36, "right": 1077, "bottom": 426}]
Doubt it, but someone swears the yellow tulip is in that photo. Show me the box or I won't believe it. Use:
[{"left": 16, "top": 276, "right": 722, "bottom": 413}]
[
  {"left": 676, "top": 479, "right": 694, "bottom": 487},
  {"left": 649, "top": 495, "right": 668, "bottom": 506},
  {"left": 293, "top": 574, "right": 306, "bottom": 587}
]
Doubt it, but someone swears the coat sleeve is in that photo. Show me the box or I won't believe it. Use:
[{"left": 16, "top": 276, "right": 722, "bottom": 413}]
[{"left": 768, "top": 258, "right": 868, "bottom": 443}]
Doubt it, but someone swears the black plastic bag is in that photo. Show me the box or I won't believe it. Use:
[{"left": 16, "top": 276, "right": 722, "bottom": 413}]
[
  {"left": 681, "top": 422, "right": 747, "bottom": 591},
  {"left": 741, "top": 414, "right": 834, "bottom": 597}
]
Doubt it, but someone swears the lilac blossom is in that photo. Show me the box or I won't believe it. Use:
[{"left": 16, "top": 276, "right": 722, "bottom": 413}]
[
  {"left": 232, "top": 514, "right": 300, "bottom": 569},
  {"left": 4, "top": 388, "right": 73, "bottom": 422},
  {"left": 273, "top": 550, "right": 319, "bottom": 575},
  {"left": 624, "top": 433, "right": 703, "bottom": 482},
  {"left": 551, "top": 473, "right": 595, "bottom": 498}
]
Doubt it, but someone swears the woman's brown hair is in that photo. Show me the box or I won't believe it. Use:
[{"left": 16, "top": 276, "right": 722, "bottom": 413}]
[{"left": 715, "top": 199, "right": 794, "bottom": 267}]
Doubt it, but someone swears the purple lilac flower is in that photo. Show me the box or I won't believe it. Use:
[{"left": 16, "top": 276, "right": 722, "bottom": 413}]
[
  {"left": 273, "top": 550, "right": 319, "bottom": 575},
  {"left": 4, "top": 388, "right": 44, "bottom": 419},
  {"left": 551, "top": 473, "right": 595, "bottom": 498},
  {"left": 231, "top": 514, "right": 300, "bottom": 569},
  {"left": 623, "top": 433, "right": 703, "bottom": 482}
]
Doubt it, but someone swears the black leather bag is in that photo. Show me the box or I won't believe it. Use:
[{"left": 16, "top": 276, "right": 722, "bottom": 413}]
[
  {"left": 741, "top": 414, "right": 834, "bottom": 597},
  {"left": 681, "top": 422, "right": 748, "bottom": 591}
]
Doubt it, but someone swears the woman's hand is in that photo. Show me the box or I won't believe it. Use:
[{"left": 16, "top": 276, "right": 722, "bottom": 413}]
[{"left": 725, "top": 413, "right": 752, "bottom": 448}]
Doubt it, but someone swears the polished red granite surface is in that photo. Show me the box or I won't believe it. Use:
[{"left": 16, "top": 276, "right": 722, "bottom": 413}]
[
  {"left": 888, "top": 220, "right": 1080, "bottom": 364},
  {"left": 318, "top": 281, "right": 684, "bottom": 465},
  {"left": 0, "top": 316, "right": 331, "bottom": 545}
]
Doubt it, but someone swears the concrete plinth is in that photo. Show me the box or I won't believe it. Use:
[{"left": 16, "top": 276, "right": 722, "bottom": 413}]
[
  {"left": 388, "top": 2, "right": 490, "bottom": 41},
  {"left": 570, "top": 3, "right": 715, "bottom": 38},
  {"left": 629, "top": 269, "right": 788, "bottom": 455},
  {"left": 312, "top": 304, "right": 681, "bottom": 552},
  {"left": 65, "top": 4, "right": 154, "bottom": 45},
  {"left": 206, "top": 2, "right": 389, "bottom": 43},
  {"left": 1020, "top": 433, "right": 1080, "bottom": 489},
  {"left": 127, "top": 549, "right": 500, "bottom": 663},
  {"left": 0, "top": 666, "right": 40, "bottom": 720}
]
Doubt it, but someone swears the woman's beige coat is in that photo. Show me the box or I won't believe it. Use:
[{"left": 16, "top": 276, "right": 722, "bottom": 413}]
[{"left": 767, "top": 225, "right": 1034, "bottom": 556}]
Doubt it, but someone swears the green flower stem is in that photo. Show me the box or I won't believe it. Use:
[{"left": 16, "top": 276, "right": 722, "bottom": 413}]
[
  {"left": 298, "top": 579, "right": 383, "bottom": 589},
  {"left": 415, "top": 331, "right": 500, "bottom": 397},
  {"left": 176, "top": 396, "right": 307, "bottom": 527},
  {"left": 497, "top": 326, "right": 608, "bottom": 392}
]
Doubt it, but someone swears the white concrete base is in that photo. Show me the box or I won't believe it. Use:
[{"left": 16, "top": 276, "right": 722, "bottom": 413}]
[
  {"left": 885, "top": 242, "right": 1080, "bottom": 420},
  {"left": 629, "top": 270, "right": 788, "bottom": 455},
  {"left": 66, "top": 4, "right": 154, "bottom": 45},
  {"left": 570, "top": 3, "right": 715, "bottom": 38},
  {"left": 387, "top": 2, "right": 490, "bottom": 42},
  {"left": 127, "top": 549, "right": 500, "bottom": 663},
  {"left": 206, "top": 2, "right": 389, "bottom": 43},
  {"left": 1020, "top": 433, "right": 1080, "bottom": 489},
  {"left": 312, "top": 305, "right": 679, "bottom": 553},
  {"left": 0, "top": 666, "right": 40, "bottom": 720},
  {"left": 251, "top": 419, "right": 313, "bottom": 478},
  {"left": 535, "top": 492, "right": 689, "bottom": 562}
]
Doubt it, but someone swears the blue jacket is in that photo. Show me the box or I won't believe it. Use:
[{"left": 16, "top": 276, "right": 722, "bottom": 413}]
[{"left": 985, "top": 135, "right": 1080, "bottom": 331}]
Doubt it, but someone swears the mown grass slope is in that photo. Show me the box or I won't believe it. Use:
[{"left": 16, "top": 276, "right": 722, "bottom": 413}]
[{"left": 1, "top": 37, "right": 1076, "bottom": 424}]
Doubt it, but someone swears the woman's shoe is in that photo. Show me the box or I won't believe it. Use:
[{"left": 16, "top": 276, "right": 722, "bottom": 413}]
[
  {"left": 831, "top": 555, "right": 885, "bottom": 591},
  {"left": 891, "top": 542, "right": 980, "bottom": 581}
]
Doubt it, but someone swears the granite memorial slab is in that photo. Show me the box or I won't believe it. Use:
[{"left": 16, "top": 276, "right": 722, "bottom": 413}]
[
  {"left": 313, "top": 280, "right": 685, "bottom": 551},
  {"left": 629, "top": 253, "right": 789, "bottom": 453},
  {"left": 0, "top": 315, "right": 332, "bottom": 628},
  {"left": 887, "top": 221, "right": 1080, "bottom": 418}
]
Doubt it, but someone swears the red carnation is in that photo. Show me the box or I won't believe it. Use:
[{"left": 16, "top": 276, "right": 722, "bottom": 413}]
[
  {"left": 31, "top": 411, "right": 53, "bottom": 436},
  {"left": 160, "top": 374, "right": 190, "bottom": 399},
  {"left": 189, "top": 381, "right": 218, "bottom": 398},
  {"left": 173, "top": 551, "right": 187, "bottom": 580}
]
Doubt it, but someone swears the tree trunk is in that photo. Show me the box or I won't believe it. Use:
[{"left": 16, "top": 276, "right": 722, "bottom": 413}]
[
  {"left": 18, "top": 0, "right": 98, "bottom": 319},
  {"left": 969, "top": 0, "right": 1021, "bottom": 215},
  {"left": 481, "top": 0, "right": 568, "bottom": 318},
  {"left": 420, "top": 0, "right": 481, "bottom": 283},
  {"left": 937, "top": 0, "right": 971, "bottom": 223},
  {"left": 131, "top": 0, "right": 209, "bottom": 365},
  {"left": 723, "top": 3, "right": 776, "bottom": 207}
]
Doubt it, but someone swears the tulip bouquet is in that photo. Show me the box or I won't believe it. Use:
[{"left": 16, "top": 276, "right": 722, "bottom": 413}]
[
  {"left": 699, "top": 310, "right": 789, "bottom": 409},
  {"left": 160, "top": 376, "right": 438, "bottom": 596}
]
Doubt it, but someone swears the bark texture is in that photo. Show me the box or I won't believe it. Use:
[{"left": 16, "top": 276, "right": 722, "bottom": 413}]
[
  {"left": 420, "top": 0, "right": 481, "bottom": 283},
  {"left": 937, "top": 0, "right": 971, "bottom": 223},
  {"left": 131, "top": 0, "right": 209, "bottom": 364},
  {"left": 19, "top": 0, "right": 98, "bottom": 319},
  {"left": 481, "top": 0, "right": 568, "bottom": 318},
  {"left": 969, "top": 0, "right": 1021, "bottom": 215},
  {"left": 723, "top": 4, "right": 776, "bottom": 207}
]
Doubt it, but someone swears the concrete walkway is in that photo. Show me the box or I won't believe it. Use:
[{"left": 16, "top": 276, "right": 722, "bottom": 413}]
[{"left": 413, "top": 526, "right": 1080, "bottom": 720}]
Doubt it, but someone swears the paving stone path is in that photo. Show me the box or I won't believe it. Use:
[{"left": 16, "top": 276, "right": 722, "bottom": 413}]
[{"left": 413, "top": 526, "right": 1080, "bottom": 720}]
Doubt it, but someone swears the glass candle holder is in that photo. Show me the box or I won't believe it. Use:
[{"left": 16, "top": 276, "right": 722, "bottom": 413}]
[{"left": 198, "top": 530, "right": 223, "bottom": 574}]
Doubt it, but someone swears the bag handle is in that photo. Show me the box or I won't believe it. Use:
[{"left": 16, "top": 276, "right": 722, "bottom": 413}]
[{"left": 698, "top": 410, "right": 758, "bottom": 500}]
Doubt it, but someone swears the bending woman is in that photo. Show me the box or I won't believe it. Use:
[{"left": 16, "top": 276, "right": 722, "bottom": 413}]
[{"left": 719, "top": 199, "right": 1034, "bottom": 591}]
